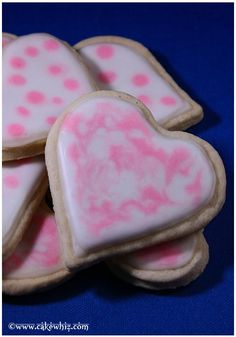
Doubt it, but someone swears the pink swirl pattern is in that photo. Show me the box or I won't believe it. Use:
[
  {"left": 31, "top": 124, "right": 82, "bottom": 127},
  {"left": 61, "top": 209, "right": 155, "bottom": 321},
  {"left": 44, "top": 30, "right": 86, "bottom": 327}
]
[
  {"left": 3, "top": 208, "right": 62, "bottom": 279},
  {"left": 57, "top": 96, "right": 215, "bottom": 255}
]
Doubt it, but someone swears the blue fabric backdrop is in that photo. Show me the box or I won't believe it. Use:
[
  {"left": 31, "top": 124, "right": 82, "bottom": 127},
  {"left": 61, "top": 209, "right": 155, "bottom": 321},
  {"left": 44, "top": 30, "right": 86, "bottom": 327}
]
[{"left": 2, "top": 3, "right": 233, "bottom": 335}]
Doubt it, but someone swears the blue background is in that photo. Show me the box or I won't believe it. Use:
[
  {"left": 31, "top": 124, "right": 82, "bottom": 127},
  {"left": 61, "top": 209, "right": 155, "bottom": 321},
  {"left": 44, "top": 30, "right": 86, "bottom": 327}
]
[{"left": 2, "top": 3, "right": 234, "bottom": 335}]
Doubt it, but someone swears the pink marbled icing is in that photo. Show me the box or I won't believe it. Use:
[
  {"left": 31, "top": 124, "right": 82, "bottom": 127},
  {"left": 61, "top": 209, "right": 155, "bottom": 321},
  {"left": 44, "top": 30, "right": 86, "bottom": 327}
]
[
  {"left": 3, "top": 208, "right": 62, "bottom": 279},
  {"left": 3, "top": 157, "right": 45, "bottom": 246},
  {"left": 57, "top": 95, "right": 215, "bottom": 255}
]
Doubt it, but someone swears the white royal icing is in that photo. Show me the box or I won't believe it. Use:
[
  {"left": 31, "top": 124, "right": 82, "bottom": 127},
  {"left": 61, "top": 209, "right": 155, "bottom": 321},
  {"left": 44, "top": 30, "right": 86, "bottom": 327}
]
[
  {"left": 3, "top": 207, "right": 64, "bottom": 279},
  {"left": 78, "top": 40, "right": 190, "bottom": 125},
  {"left": 3, "top": 157, "right": 46, "bottom": 246},
  {"left": 3, "top": 33, "right": 95, "bottom": 147},
  {"left": 57, "top": 94, "right": 215, "bottom": 257}
]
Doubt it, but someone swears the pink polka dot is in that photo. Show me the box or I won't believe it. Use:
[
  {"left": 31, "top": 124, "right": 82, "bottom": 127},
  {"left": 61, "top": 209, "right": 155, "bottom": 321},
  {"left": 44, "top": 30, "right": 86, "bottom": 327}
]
[
  {"left": 48, "top": 65, "right": 62, "bottom": 75},
  {"left": 4, "top": 175, "right": 20, "bottom": 189},
  {"left": 132, "top": 74, "right": 149, "bottom": 86},
  {"left": 44, "top": 38, "right": 60, "bottom": 51},
  {"left": 137, "top": 95, "right": 152, "bottom": 106},
  {"left": 160, "top": 96, "right": 177, "bottom": 106},
  {"left": 97, "top": 71, "right": 117, "bottom": 84},
  {"left": 46, "top": 116, "right": 57, "bottom": 125},
  {"left": 63, "top": 79, "right": 79, "bottom": 91},
  {"left": 52, "top": 96, "right": 63, "bottom": 105},
  {"left": 9, "top": 75, "right": 26, "bottom": 86},
  {"left": 96, "top": 45, "right": 114, "bottom": 59},
  {"left": 16, "top": 106, "right": 31, "bottom": 117},
  {"left": 25, "top": 46, "right": 39, "bottom": 57},
  {"left": 7, "top": 123, "right": 26, "bottom": 137},
  {"left": 10, "top": 57, "right": 26, "bottom": 69},
  {"left": 26, "top": 91, "right": 45, "bottom": 104}
]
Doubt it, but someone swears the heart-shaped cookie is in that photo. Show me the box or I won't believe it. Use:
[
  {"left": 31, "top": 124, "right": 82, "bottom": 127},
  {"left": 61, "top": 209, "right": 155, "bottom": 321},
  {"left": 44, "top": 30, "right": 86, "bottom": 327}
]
[
  {"left": 107, "top": 231, "right": 209, "bottom": 290},
  {"left": 74, "top": 36, "right": 202, "bottom": 130},
  {"left": 3, "top": 33, "right": 97, "bottom": 161},
  {"left": 45, "top": 91, "right": 225, "bottom": 270},
  {"left": 3, "top": 204, "right": 71, "bottom": 295},
  {"left": 2, "top": 32, "right": 17, "bottom": 47},
  {"left": 3, "top": 156, "right": 48, "bottom": 260}
]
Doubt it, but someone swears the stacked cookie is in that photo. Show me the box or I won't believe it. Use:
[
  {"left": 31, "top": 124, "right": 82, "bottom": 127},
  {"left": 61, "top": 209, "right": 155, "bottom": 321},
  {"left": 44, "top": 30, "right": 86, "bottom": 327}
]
[{"left": 2, "top": 33, "right": 226, "bottom": 295}]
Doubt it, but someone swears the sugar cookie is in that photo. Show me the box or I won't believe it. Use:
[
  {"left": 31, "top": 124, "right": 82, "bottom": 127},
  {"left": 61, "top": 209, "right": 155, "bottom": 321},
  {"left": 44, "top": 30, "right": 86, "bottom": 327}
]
[
  {"left": 3, "top": 156, "right": 48, "bottom": 260},
  {"left": 45, "top": 90, "right": 225, "bottom": 270},
  {"left": 107, "top": 232, "right": 208, "bottom": 290},
  {"left": 3, "top": 204, "right": 71, "bottom": 295},
  {"left": 3, "top": 33, "right": 97, "bottom": 161},
  {"left": 74, "top": 36, "right": 202, "bottom": 130}
]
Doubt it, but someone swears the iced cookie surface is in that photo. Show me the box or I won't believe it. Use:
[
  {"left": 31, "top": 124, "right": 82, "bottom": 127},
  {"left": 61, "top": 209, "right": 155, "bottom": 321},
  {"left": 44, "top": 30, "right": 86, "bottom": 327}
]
[
  {"left": 3, "top": 206, "right": 64, "bottom": 279},
  {"left": 75, "top": 36, "right": 202, "bottom": 130},
  {"left": 3, "top": 205, "right": 71, "bottom": 295},
  {"left": 57, "top": 94, "right": 213, "bottom": 254},
  {"left": 3, "top": 156, "right": 47, "bottom": 259},
  {"left": 3, "top": 33, "right": 96, "bottom": 154}
]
